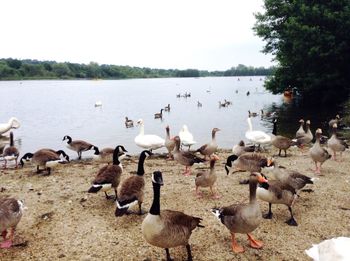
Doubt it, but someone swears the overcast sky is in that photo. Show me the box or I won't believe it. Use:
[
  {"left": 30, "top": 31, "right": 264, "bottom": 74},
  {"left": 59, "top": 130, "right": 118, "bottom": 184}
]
[{"left": 0, "top": 0, "right": 274, "bottom": 71}]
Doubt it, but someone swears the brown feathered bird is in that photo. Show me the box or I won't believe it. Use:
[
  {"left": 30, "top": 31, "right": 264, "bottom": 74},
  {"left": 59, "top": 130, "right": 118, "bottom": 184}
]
[{"left": 2, "top": 132, "right": 20, "bottom": 168}]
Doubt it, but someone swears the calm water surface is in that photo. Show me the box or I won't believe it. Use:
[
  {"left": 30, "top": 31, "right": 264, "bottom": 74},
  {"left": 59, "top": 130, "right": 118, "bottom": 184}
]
[{"left": 0, "top": 77, "right": 346, "bottom": 158}]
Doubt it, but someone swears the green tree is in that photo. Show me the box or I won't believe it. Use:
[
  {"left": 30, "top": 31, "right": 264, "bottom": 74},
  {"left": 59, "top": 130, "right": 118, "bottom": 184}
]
[{"left": 254, "top": 1, "right": 350, "bottom": 103}]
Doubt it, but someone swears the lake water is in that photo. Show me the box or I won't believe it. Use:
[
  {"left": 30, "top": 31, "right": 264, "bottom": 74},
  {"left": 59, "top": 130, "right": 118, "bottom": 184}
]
[{"left": 0, "top": 77, "right": 346, "bottom": 158}]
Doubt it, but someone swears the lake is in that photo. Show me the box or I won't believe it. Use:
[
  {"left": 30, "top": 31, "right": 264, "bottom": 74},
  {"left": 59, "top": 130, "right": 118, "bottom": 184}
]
[{"left": 0, "top": 77, "right": 346, "bottom": 158}]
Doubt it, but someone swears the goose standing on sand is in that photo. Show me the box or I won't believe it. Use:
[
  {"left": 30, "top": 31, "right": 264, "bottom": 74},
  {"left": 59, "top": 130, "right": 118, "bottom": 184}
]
[
  {"left": 211, "top": 173, "right": 267, "bottom": 253},
  {"left": 164, "top": 126, "right": 175, "bottom": 159},
  {"left": 142, "top": 171, "right": 204, "bottom": 261},
  {"left": 0, "top": 197, "right": 25, "bottom": 248},
  {"left": 173, "top": 136, "right": 205, "bottom": 176},
  {"left": 265, "top": 159, "right": 315, "bottom": 193},
  {"left": 179, "top": 125, "right": 196, "bottom": 150},
  {"left": 125, "top": 117, "right": 134, "bottom": 128},
  {"left": 62, "top": 135, "right": 95, "bottom": 160},
  {"left": 134, "top": 119, "right": 165, "bottom": 151},
  {"left": 232, "top": 140, "right": 255, "bottom": 157},
  {"left": 154, "top": 109, "right": 164, "bottom": 119},
  {"left": 309, "top": 128, "right": 331, "bottom": 174},
  {"left": 245, "top": 117, "right": 271, "bottom": 150},
  {"left": 196, "top": 128, "right": 220, "bottom": 160},
  {"left": 327, "top": 123, "right": 348, "bottom": 161},
  {"left": 93, "top": 145, "right": 127, "bottom": 163},
  {"left": 296, "top": 119, "right": 305, "bottom": 137},
  {"left": 294, "top": 120, "right": 313, "bottom": 148},
  {"left": 0, "top": 117, "right": 20, "bottom": 136},
  {"left": 88, "top": 146, "right": 129, "bottom": 200},
  {"left": 20, "top": 149, "right": 69, "bottom": 174},
  {"left": 2, "top": 132, "right": 19, "bottom": 168},
  {"left": 224, "top": 153, "right": 269, "bottom": 175},
  {"left": 256, "top": 177, "right": 299, "bottom": 226},
  {"left": 271, "top": 119, "right": 296, "bottom": 157},
  {"left": 115, "top": 150, "right": 152, "bottom": 216},
  {"left": 194, "top": 155, "right": 220, "bottom": 199}
]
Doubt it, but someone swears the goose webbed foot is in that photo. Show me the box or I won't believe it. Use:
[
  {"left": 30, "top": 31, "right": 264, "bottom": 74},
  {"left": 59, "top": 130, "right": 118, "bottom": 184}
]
[
  {"left": 286, "top": 217, "right": 298, "bottom": 226},
  {"left": 0, "top": 240, "right": 12, "bottom": 249},
  {"left": 263, "top": 212, "right": 273, "bottom": 219},
  {"left": 247, "top": 233, "right": 263, "bottom": 249}
]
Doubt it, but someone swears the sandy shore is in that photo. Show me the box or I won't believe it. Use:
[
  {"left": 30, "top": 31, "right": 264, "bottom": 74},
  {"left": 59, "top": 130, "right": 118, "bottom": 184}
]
[{"left": 0, "top": 147, "right": 349, "bottom": 261}]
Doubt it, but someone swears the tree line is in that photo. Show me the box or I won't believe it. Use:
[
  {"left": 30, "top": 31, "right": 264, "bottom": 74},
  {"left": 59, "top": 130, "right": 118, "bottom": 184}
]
[{"left": 0, "top": 58, "right": 273, "bottom": 80}]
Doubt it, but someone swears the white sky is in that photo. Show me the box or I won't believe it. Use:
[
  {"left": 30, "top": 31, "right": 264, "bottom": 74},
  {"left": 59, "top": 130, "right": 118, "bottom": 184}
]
[{"left": 0, "top": 0, "right": 274, "bottom": 71}]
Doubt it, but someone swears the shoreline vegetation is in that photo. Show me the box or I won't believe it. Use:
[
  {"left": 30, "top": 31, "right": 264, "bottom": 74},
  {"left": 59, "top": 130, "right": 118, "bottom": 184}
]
[{"left": 0, "top": 58, "right": 273, "bottom": 81}]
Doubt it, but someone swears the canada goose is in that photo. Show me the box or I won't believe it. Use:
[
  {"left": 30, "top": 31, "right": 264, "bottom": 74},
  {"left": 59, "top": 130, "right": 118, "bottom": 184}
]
[
  {"left": 142, "top": 171, "right": 204, "bottom": 261},
  {"left": 294, "top": 120, "right": 313, "bottom": 148},
  {"left": 0, "top": 117, "right": 20, "bottom": 136},
  {"left": 309, "top": 129, "right": 331, "bottom": 174},
  {"left": 173, "top": 136, "right": 205, "bottom": 176},
  {"left": 296, "top": 119, "right": 305, "bottom": 137},
  {"left": 164, "top": 104, "right": 170, "bottom": 112},
  {"left": 197, "top": 101, "right": 202, "bottom": 107},
  {"left": 125, "top": 117, "right": 134, "bottom": 128},
  {"left": 164, "top": 126, "right": 175, "bottom": 159},
  {"left": 88, "top": 146, "right": 129, "bottom": 200},
  {"left": 245, "top": 117, "right": 271, "bottom": 149},
  {"left": 248, "top": 110, "right": 258, "bottom": 117},
  {"left": 20, "top": 149, "right": 69, "bottom": 174},
  {"left": 211, "top": 173, "right": 267, "bottom": 253},
  {"left": 271, "top": 119, "right": 296, "bottom": 157},
  {"left": 62, "top": 135, "right": 94, "bottom": 160},
  {"left": 93, "top": 145, "right": 127, "bottom": 163},
  {"left": 0, "top": 197, "right": 25, "bottom": 248},
  {"left": 257, "top": 177, "right": 298, "bottom": 226},
  {"left": 135, "top": 119, "right": 165, "bottom": 151},
  {"left": 328, "top": 115, "right": 341, "bottom": 129},
  {"left": 194, "top": 154, "right": 220, "bottom": 199},
  {"left": 179, "top": 125, "right": 196, "bottom": 150},
  {"left": 196, "top": 128, "right": 220, "bottom": 160},
  {"left": 327, "top": 123, "right": 348, "bottom": 161},
  {"left": 2, "top": 132, "right": 19, "bottom": 168},
  {"left": 265, "top": 160, "right": 314, "bottom": 193},
  {"left": 154, "top": 109, "right": 164, "bottom": 119},
  {"left": 224, "top": 153, "right": 269, "bottom": 175},
  {"left": 232, "top": 140, "right": 255, "bottom": 157},
  {"left": 115, "top": 150, "right": 152, "bottom": 216}
]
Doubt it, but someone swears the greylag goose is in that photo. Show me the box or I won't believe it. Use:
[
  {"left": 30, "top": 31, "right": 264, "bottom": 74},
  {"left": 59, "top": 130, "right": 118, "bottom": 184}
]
[
  {"left": 179, "top": 125, "right": 196, "bottom": 150},
  {"left": 173, "top": 136, "right": 205, "bottom": 176},
  {"left": 296, "top": 119, "right": 305, "bottom": 137},
  {"left": 211, "top": 173, "right": 267, "bottom": 253},
  {"left": 2, "top": 132, "right": 19, "bottom": 168},
  {"left": 142, "top": 171, "right": 203, "bottom": 261},
  {"left": 257, "top": 177, "right": 298, "bottom": 226},
  {"left": 327, "top": 123, "right": 348, "bottom": 161},
  {"left": 115, "top": 150, "right": 152, "bottom": 216},
  {"left": 194, "top": 154, "right": 220, "bottom": 199},
  {"left": 328, "top": 114, "right": 340, "bottom": 129},
  {"left": 88, "top": 147, "right": 129, "bottom": 200},
  {"left": 62, "top": 135, "right": 95, "bottom": 160},
  {"left": 164, "top": 126, "right": 175, "bottom": 159},
  {"left": 294, "top": 120, "right": 313, "bottom": 148},
  {"left": 134, "top": 119, "right": 165, "bottom": 151},
  {"left": 125, "top": 117, "right": 134, "bottom": 128},
  {"left": 309, "top": 128, "right": 331, "bottom": 174},
  {"left": 0, "top": 197, "right": 25, "bottom": 248},
  {"left": 196, "top": 128, "right": 220, "bottom": 160},
  {"left": 20, "top": 149, "right": 69, "bottom": 174}
]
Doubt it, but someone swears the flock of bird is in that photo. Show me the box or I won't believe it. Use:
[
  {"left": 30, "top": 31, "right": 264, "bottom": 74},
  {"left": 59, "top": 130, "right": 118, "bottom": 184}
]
[{"left": 0, "top": 112, "right": 348, "bottom": 260}]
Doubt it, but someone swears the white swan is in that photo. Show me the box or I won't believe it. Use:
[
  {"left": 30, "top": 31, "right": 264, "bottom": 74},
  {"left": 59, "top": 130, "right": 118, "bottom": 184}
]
[
  {"left": 305, "top": 237, "right": 350, "bottom": 261},
  {"left": 0, "top": 117, "right": 20, "bottom": 136},
  {"left": 134, "top": 119, "right": 164, "bottom": 151},
  {"left": 245, "top": 117, "right": 271, "bottom": 147},
  {"left": 179, "top": 125, "right": 196, "bottom": 149}
]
